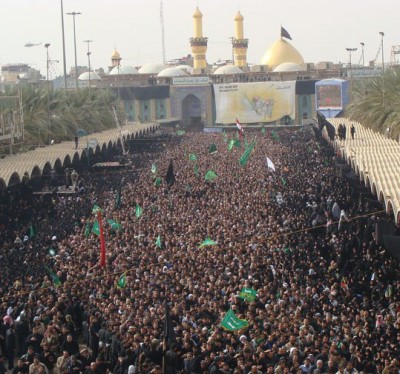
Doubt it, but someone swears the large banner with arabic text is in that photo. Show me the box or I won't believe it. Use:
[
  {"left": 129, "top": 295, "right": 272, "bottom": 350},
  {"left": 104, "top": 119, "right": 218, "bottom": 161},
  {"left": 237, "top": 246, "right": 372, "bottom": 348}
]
[{"left": 213, "top": 81, "right": 296, "bottom": 124}]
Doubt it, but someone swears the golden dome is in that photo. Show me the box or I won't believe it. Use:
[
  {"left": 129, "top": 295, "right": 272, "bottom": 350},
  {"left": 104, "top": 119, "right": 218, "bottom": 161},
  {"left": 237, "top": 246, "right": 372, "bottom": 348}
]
[
  {"left": 193, "top": 7, "right": 203, "bottom": 18},
  {"left": 260, "top": 38, "right": 304, "bottom": 69},
  {"left": 111, "top": 49, "right": 121, "bottom": 60},
  {"left": 235, "top": 11, "right": 244, "bottom": 21}
]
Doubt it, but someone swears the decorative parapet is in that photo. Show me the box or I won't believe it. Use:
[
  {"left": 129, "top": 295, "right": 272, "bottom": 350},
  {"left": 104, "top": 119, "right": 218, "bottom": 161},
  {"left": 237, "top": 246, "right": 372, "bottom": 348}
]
[
  {"left": 190, "top": 37, "right": 209, "bottom": 47},
  {"left": 232, "top": 38, "right": 249, "bottom": 48}
]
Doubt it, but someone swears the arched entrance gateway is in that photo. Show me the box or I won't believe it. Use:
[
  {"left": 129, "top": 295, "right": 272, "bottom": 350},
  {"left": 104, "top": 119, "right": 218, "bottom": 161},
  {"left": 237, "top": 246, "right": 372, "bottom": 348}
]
[{"left": 181, "top": 94, "right": 202, "bottom": 129}]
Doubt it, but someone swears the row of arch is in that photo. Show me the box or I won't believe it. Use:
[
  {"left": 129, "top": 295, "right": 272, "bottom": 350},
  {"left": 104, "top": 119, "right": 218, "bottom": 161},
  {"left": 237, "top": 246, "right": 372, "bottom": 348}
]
[
  {"left": 0, "top": 124, "right": 158, "bottom": 190},
  {"left": 336, "top": 144, "right": 400, "bottom": 224}
]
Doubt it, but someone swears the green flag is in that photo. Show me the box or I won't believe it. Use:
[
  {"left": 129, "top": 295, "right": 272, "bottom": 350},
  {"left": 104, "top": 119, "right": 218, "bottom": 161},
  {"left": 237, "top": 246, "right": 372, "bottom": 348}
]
[
  {"left": 281, "top": 177, "right": 287, "bottom": 186},
  {"left": 234, "top": 139, "right": 241, "bottom": 148},
  {"left": 220, "top": 309, "right": 249, "bottom": 331},
  {"left": 228, "top": 139, "right": 235, "bottom": 151},
  {"left": 194, "top": 164, "right": 199, "bottom": 177},
  {"left": 239, "top": 140, "right": 256, "bottom": 166},
  {"left": 135, "top": 203, "right": 143, "bottom": 219},
  {"left": 155, "top": 235, "right": 162, "bottom": 248},
  {"left": 239, "top": 288, "right": 257, "bottom": 302},
  {"left": 271, "top": 131, "right": 280, "bottom": 142},
  {"left": 261, "top": 126, "right": 266, "bottom": 136},
  {"left": 46, "top": 267, "right": 61, "bottom": 288},
  {"left": 29, "top": 224, "right": 35, "bottom": 238},
  {"left": 324, "top": 159, "right": 329, "bottom": 166},
  {"left": 205, "top": 170, "right": 218, "bottom": 181},
  {"left": 208, "top": 143, "right": 218, "bottom": 154},
  {"left": 92, "top": 220, "right": 100, "bottom": 236},
  {"left": 176, "top": 130, "right": 186, "bottom": 136},
  {"left": 154, "top": 177, "right": 162, "bottom": 187},
  {"left": 84, "top": 223, "right": 91, "bottom": 238},
  {"left": 151, "top": 163, "right": 158, "bottom": 174},
  {"left": 117, "top": 272, "right": 127, "bottom": 289},
  {"left": 107, "top": 219, "right": 122, "bottom": 231},
  {"left": 189, "top": 153, "right": 197, "bottom": 161},
  {"left": 92, "top": 204, "right": 102, "bottom": 214},
  {"left": 199, "top": 237, "right": 218, "bottom": 248}
]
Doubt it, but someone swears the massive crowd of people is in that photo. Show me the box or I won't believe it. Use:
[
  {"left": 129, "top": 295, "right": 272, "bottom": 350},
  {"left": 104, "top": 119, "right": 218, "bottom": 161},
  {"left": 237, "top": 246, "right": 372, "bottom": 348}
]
[{"left": 0, "top": 128, "right": 399, "bottom": 374}]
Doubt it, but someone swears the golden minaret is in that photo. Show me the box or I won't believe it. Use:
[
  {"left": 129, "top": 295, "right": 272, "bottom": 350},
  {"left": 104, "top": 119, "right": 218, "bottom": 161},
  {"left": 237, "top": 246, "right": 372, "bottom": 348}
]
[
  {"left": 190, "top": 7, "right": 208, "bottom": 73},
  {"left": 232, "top": 11, "right": 248, "bottom": 68}
]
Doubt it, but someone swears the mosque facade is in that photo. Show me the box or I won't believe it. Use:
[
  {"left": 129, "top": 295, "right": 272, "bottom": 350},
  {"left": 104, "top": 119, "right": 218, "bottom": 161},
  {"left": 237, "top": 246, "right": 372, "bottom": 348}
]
[
  {"left": 86, "top": 7, "right": 350, "bottom": 129},
  {"left": 0, "top": 7, "right": 350, "bottom": 128}
]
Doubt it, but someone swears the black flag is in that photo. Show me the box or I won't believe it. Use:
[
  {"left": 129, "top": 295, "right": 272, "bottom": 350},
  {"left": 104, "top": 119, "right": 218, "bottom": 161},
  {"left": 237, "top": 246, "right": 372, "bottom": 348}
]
[
  {"left": 281, "top": 26, "right": 292, "bottom": 40},
  {"left": 325, "top": 120, "right": 336, "bottom": 141},
  {"left": 166, "top": 160, "right": 175, "bottom": 187},
  {"left": 164, "top": 303, "right": 176, "bottom": 347}
]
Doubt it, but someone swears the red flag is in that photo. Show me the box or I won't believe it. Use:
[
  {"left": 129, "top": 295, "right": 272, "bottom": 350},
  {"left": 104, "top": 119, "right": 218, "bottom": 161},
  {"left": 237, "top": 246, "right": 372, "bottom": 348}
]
[
  {"left": 97, "top": 211, "right": 106, "bottom": 267},
  {"left": 236, "top": 118, "right": 244, "bottom": 140}
]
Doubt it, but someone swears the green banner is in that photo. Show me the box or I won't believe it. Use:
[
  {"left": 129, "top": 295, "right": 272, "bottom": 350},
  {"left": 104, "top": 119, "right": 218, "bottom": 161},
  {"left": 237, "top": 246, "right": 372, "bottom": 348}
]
[
  {"left": 239, "top": 288, "right": 257, "bottom": 302},
  {"left": 199, "top": 237, "right": 218, "bottom": 248},
  {"left": 205, "top": 170, "right": 218, "bottom": 181},
  {"left": 220, "top": 309, "right": 248, "bottom": 331}
]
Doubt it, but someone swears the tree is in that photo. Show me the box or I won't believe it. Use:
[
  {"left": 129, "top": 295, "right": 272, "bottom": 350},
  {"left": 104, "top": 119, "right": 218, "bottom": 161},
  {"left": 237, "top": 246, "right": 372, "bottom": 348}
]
[{"left": 346, "top": 69, "right": 400, "bottom": 139}]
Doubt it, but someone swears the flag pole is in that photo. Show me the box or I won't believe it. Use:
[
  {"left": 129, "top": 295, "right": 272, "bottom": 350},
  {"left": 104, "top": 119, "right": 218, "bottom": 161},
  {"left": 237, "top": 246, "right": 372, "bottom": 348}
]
[
  {"left": 162, "top": 289, "right": 169, "bottom": 374},
  {"left": 97, "top": 210, "right": 106, "bottom": 267}
]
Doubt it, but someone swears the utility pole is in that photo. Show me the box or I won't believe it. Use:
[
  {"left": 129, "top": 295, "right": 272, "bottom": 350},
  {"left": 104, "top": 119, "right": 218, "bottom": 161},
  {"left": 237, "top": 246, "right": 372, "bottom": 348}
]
[
  {"left": 360, "top": 42, "right": 365, "bottom": 67},
  {"left": 45, "top": 43, "right": 51, "bottom": 145},
  {"left": 61, "top": 0, "right": 67, "bottom": 89},
  {"left": 380, "top": 32, "right": 385, "bottom": 104},
  {"left": 67, "top": 11, "right": 81, "bottom": 90},
  {"left": 160, "top": 0, "right": 166, "bottom": 64},
  {"left": 84, "top": 40, "right": 93, "bottom": 95},
  {"left": 345, "top": 47, "right": 357, "bottom": 69}
]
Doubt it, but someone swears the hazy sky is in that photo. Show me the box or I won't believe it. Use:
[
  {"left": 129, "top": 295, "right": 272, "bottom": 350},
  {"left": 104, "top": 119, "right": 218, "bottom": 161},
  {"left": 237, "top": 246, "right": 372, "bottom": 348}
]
[{"left": 1, "top": 0, "right": 399, "bottom": 78}]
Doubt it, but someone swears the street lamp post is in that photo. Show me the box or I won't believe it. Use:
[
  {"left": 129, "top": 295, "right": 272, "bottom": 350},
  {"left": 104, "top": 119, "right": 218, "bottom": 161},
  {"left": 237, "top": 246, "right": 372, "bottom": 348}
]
[
  {"left": 61, "top": 0, "right": 67, "bottom": 89},
  {"left": 45, "top": 43, "right": 51, "bottom": 145},
  {"left": 67, "top": 11, "right": 81, "bottom": 90},
  {"left": 345, "top": 47, "right": 357, "bottom": 69},
  {"left": 115, "top": 56, "right": 122, "bottom": 101},
  {"left": 84, "top": 40, "right": 93, "bottom": 94},
  {"left": 360, "top": 42, "right": 365, "bottom": 67},
  {"left": 379, "top": 32, "right": 385, "bottom": 74},
  {"left": 45, "top": 43, "right": 51, "bottom": 85},
  {"left": 379, "top": 32, "right": 385, "bottom": 104}
]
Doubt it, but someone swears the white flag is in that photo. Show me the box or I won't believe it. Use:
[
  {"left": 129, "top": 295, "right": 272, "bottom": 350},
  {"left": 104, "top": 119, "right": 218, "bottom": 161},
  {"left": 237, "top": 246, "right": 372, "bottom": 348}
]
[
  {"left": 236, "top": 118, "right": 243, "bottom": 132},
  {"left": 266, "top": 157, "right": 275, "bottom": 171}
]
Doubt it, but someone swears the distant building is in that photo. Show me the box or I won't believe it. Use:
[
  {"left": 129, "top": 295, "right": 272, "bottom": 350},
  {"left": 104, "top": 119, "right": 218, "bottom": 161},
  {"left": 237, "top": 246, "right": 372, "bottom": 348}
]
[
  {"left": 3, "top": 8, "right": 378, "bottom": 128},
  {"left": 1, "top": 64, "right": 41, "bottom": 84}
]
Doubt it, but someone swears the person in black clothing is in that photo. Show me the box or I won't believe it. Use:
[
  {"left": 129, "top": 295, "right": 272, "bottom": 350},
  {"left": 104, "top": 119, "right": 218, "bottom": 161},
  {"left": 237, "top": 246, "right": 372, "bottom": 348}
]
[
  {"left": 74, "top": 136, "right": 79, "bottom": 150},
  {"left": 144, "top": 339, "right": 163, "bottom": 367},
  {"left": 350, "top": 124, "right": 355, "bottom": 139},
  {"left": 20, "top": 345, "right": 36, "bottom": 366},
  {"left": 0, "top": 355, "right": 7, "bottom": 374},
  {"left": 61, "top": 334, "right": 80, "bottom": 356},
  {"left": 15, "top": 313, "right": 30, "bottom": 357},
  {"left": 39, "top": 344, "right": 57, "bottom": 373},
  {"left": 84, "top": 362, "right": 97, "bottom": 374},
  {"left": 165, "top": 343, "right": 183, "bottom": 374},
  {"left": 77, "top": 349, "right": 93, "bottom": 372},
  {"left": 67, "top": 355, "right": 84, "bottom": 374},
  {"left": 12, "top": 359, "right": 29, "bottom": 374},
  {"left": 5, "top": 323, "right": 16, "bottom": 370},
  {"left": 25, "top": 327, "right": 43, "bottom": 354}
]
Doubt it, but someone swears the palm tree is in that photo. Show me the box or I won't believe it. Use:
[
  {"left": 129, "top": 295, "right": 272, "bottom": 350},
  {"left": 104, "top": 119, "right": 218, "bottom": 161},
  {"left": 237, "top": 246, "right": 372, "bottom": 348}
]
[
  {"left": 0, "top": 85, "right": 126, "bottom": 153},
  {"left": 346, "top": 69, "right": 400, "bottom": 139}
]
